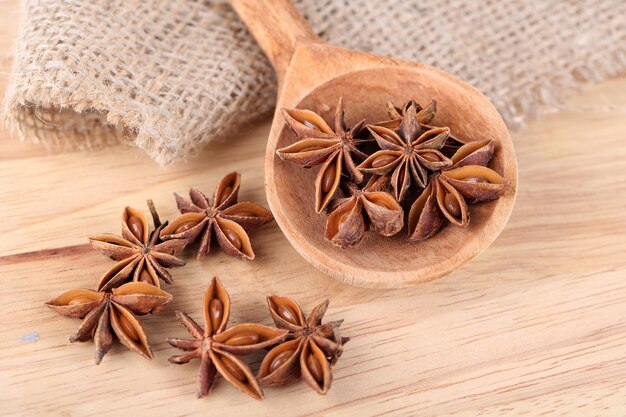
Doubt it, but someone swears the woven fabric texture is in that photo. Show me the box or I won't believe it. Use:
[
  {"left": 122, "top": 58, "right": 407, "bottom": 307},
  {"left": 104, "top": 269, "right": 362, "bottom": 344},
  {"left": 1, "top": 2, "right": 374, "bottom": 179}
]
[{"left": 3, "top": 0, "right": 626, "bottom": 165}]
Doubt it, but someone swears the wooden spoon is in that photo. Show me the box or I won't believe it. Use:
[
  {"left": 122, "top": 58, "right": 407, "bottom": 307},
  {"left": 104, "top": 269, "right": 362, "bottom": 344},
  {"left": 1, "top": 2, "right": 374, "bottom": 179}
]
[{"left": 230, "top": 0, "right": 518, "bottom": 288}]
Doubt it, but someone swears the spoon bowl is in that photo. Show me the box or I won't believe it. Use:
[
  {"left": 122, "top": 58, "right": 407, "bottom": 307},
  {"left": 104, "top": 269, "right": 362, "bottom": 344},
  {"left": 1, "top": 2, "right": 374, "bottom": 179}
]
[{"left": 230, "top": 0, "right": 517, "bottom": 287}]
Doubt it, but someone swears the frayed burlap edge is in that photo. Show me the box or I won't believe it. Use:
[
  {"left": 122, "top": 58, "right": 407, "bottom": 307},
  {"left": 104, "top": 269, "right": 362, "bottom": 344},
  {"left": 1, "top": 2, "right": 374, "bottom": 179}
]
[
  {"left": 5, "top": 47, "right": 625, "bottom": 159},
  {"left": 2, "top": 0, "right": 626, "bottom": 165}
]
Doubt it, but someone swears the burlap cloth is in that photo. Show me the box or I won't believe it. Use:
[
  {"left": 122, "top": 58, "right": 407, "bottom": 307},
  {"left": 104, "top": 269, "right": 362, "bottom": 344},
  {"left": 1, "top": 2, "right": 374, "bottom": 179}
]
[{"left": 3, "top": 0, "right": 625, "bottom": 165}]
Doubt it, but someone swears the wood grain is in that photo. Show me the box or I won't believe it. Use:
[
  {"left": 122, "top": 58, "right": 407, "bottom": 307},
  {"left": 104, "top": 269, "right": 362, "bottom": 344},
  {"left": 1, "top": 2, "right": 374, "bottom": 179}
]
[{"left": 1, "top": 0, "right": 626, "bottom": 415}]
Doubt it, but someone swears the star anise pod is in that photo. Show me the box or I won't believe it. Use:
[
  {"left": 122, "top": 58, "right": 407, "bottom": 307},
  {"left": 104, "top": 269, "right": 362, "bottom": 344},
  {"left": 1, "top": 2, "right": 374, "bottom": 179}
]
[
  {"left": 167, "top": 277, "right": 288, "bottom": 399},
  {"left": 375, "top": 98, "right": 438, "bottom": 129},
  {"left": 325, "top": 175, "right": 404, "bottom": 248},
  {"left": 377, "top": 98, "right": 466, "bottom": 155},
  {"left": 45, "top": 282, "right": 172, "bottom": 365},
  {"left": 358, "top": 102, "right": 453, "bottom": 202},
  {"left": 160, "top": 172, "right": 273, "bottom": 261},
  {"left": 257, "top": 296, "right": 349, "bottom": 395},
  {"left": 407, "top": 139, "right": 511, "bottom": 240},
  {"left": 276, "top": 97, "right": 371, "bottom": 213},
  {"left": 89, "top": 201, "right": 187, "bottom": 291}
]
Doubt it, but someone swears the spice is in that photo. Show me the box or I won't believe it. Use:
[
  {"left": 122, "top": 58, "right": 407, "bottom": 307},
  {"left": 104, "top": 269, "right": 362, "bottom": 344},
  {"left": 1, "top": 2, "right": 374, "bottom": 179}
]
[
  {"left": 408, "top": 139, "right": 510, "bottom": 240},
  {"left": 375, "top": 99, "right": 438, "bottom": 129},
  {"left": 257, "top": 296, "right": 349, "bottom": 394},
  {"left": 358, "top": 102, "right": 452, "bottom": 202},
  {"left": 276, "top": 98, "right": 371, "bottom": 213},
  {"left": 45, "top": 282, "right": 172, "bottom": 364},
  {"left": 160, "top": 172, "right": 273, "bottom": 261},
  {"left": 276, "top": 97, "right": 512, "bottom": 248},
  {"left": 167, "top": 277, "right": 288, "bottom": 399},
  {"left": 89, "top": 200, "right": 186, "bottom": 291},
  {"left": 325, "top": 175, "right": 404, "bottom": 248}
]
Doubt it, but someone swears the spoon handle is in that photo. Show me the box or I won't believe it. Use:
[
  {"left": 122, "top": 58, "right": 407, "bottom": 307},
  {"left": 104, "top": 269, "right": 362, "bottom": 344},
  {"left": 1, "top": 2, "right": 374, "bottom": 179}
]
[{"left": 229, "top": 0, "right": 320, "bottom": 83}]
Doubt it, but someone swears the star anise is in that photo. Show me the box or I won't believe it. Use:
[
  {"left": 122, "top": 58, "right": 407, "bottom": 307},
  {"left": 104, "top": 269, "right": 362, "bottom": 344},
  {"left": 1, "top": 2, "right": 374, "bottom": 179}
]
[
  {"left": 325, "top": 175, "right": 404, "bottom": 248},
  {"left": 257, "top": 296, "right": 349, "bottom": 395},
  {"left": 160, "top": 172, "right": 273, "bottom": 261},
  {"left": 375, "top": 98, "right": 438, "bottom": 129},
  {"left": 89, "top": 201, "right": 187, "bottom": 291},
  {"left": 276, "top": 97, "right": 370, "bottom": 213},
  {"left": 45, "top": 282, "right": 172, "bottom": 364},
  {"left": 167, "top": 277, "right": 288, "bottom": 399},
  {"left": 358, "top": 102, "right": 453, "bottom": 202},
  {"left": 377, "top": 98, "right": 466, "bottom": 155},
  {"left": 407, "top": 139, "right": 511, "bottom": 240}
]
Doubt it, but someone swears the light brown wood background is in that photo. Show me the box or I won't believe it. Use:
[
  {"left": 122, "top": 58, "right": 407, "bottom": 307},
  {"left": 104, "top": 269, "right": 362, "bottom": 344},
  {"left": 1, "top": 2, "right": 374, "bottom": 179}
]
[{"left": 1, "top": 1, "right": 625, "bottom": 416}]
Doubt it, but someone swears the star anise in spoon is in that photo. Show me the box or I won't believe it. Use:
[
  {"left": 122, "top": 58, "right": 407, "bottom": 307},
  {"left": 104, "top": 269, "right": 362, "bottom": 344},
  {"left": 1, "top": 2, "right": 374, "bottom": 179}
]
[
  {"left": 167, "top": 276, "right": 288, "bottom": 399},
  {"left": 377, "top": 98, "right": 466, "bottom": 155},
  {"left": 375, "top": 98, "right": 438, "bottom": 129},
  {"left": 276, "top": 97, "right": 370, "bottom": 213},
  {"left": 160, "top": 172, "right": 273, "bottom": 261},
  {"left": 257, "top": 296, "right": 349, "bottom": 395},
  {"left": 89, "top": 200, "right": 187, "bottom": 291},
  {"left": 325, "top": 175, "right": 404, "bottom": 248},
  {"left": 45, "top": 282, "right": 172, "bottom": 365},
  {"left": 408, "top": 139, "right": 511, "bottom": 240},
  {"left": 358, "top": 102, "right": 453, "bottom": 202}
]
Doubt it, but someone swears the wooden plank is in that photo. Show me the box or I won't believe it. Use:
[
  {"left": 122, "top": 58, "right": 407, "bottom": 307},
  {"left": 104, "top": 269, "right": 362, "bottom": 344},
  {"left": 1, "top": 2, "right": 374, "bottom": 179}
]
[{"left": 2, "top": 240, "right": 625, "bottom": 415}]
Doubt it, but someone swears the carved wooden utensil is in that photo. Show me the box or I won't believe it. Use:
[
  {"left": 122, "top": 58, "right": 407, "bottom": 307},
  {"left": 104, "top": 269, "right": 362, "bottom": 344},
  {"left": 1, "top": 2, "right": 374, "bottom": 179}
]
[{"left": 230, "top": 0, "right": 518, "bottom": 288}]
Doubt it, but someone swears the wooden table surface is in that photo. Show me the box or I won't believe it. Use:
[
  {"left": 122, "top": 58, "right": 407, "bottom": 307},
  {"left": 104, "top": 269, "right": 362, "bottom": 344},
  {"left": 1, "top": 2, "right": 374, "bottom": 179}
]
[{"left": 1, "top": 1, "right": 626, "bottom": 416}]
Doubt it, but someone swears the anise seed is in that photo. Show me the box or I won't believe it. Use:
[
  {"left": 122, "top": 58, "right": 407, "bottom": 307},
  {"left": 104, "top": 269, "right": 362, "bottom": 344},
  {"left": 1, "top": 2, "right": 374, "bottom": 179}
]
[
  {"left": 224, "top": 228, "right": 242, "bottom": 250},
  {"left": 68, "top": 296, "right": 94, "bottom": 306},
  {"left": 225, "top": 331, "right": 260, "bottom": 346},
  {"left": 221, "top": 356, "right": 247, "bottom": 382},
  {"left": 174, "top": 220, "right": 197, "bottom": 234},
  {"left": 127, "top": 216, "right": 144, "bottom": 241},
  {"left": 138, "top": 268, "right": 153, "bottom": 283},
  {"left": 321, "top": 165, "right": 336, "bottom": 193},
  {"left": 209, "top": 298, "right": 224, "bottom": 331},
  {"left": 118, "top": 314, "right": 139, "bottom": 341},
  {"left": 269, "top": 350, "right": 294, "bottom": 373},
  {"left": 306, "top": 354, "right": 323, "bottom": 384},
  {"left": 303, "top": 120, "right": 321, "bottom": 131},
  {"left": 300, "top": 144, "right": 324, "bottom": 152},
  {"left": 444, "top": 192, "right": 462, "bottom": 218},
  {"left": 371, "top": 154, "right": 396, "bottom": 168},
  {"left": 466, "top": 177, "right": 488, "bottom": 183},
  {"left": 276, "top": 304, "right": 299, "bottom": 324}
]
